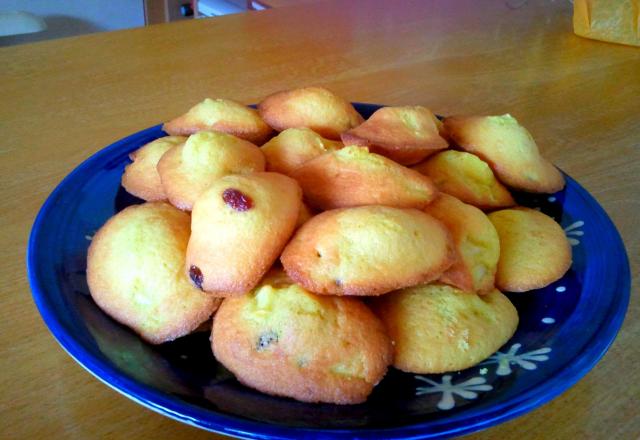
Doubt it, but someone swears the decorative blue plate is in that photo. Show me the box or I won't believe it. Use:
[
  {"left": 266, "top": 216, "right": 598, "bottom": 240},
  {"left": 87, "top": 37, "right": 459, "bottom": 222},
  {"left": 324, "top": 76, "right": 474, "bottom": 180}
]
[{"left": 27, "top": 104, "right": 630, "bottom": 439}]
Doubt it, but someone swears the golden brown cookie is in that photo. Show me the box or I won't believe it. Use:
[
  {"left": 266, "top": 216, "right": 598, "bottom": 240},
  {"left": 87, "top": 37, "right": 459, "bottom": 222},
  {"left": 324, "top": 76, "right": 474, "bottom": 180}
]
[
  {"left": 163, "top": 98, "right": 273, "bottom": 144},
  {"left": 86, "top": 202, "right": 220, "bottom": 344},
  {"left": 424, "top": 194, "right": 500, "bottom": 294},
  {"left": 186, "top": 172, "right": 302, "bottom": 295},
  {"left": 444, "top": 114, "right": 564, "bottom": 193},
  {"left": 261, "top": 127, "right": 343, "bottom": 176},
  {"left": 341, "top": 106, "right": 448, "bottom": 165},
  {"left": 412, "top": 150, "right": 515, "bottom": 210},
  {"left": 211, "top": 270, "right": 392, "bottom": 404},
  {"left": 121, "top": 136, "right": 186, "bottom": 201},
  {"left": 258, "top": 86, "right": 364, "bottom": 140},
  {"left": 291, "top": 146, "right": 438, "bottom": 210},
  {"left": 281, "top": 206, "right": 455, "bottom": 296},
  {"left": 488, "top": 207, "right": 572, "bottom": 292},
  {"left": 371, "top": 283, "right": 518, "bottom": 373},
  {"left": 157, "top": 131, "right": 265, "bottom": 211}
]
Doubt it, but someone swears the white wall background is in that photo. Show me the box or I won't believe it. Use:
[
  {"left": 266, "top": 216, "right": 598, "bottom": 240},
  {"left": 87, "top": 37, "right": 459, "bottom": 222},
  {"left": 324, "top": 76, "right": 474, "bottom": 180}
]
[{"left": 0, "top": 0, "right": 145, "bottom": 46}]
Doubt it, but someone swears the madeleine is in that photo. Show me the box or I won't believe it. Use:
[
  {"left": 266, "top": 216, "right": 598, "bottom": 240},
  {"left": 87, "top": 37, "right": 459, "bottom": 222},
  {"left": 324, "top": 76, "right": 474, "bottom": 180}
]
[
  {"left": 281, "top": 206, "right": 454, "bottom": 296},
  {"left": 292, "top": 146, "right": 438, "bottom": 210},
  {"left": 258, "top": 86, "right": 363, "bottom": 139},
  {"left": 341, "top": 106, "right": 448, "bottom": 165},
  {"left": 444, "top": 114, "right": 564, "bottom": 193},
  {"left": 163, "top": 98, "right": 272, "bottom": 144}
]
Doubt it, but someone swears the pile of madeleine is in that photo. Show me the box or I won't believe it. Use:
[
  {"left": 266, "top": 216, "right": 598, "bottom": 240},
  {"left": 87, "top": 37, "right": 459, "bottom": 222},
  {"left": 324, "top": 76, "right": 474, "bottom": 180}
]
[{"left": 87, "top": 86, "right": 571, "bottom": 404}]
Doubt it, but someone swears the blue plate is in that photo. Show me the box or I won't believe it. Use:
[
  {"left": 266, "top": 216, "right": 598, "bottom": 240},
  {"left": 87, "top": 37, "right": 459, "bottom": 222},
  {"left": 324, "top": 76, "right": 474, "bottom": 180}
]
[{"left": 27, "top": 104, "right": 630, "bottom": 439}]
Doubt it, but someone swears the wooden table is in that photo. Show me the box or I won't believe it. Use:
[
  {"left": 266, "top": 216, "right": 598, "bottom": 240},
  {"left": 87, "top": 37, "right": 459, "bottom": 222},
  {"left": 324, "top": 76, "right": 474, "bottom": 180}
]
[{"left": 1, "top": 0, "right": 638, "bottom": 438}]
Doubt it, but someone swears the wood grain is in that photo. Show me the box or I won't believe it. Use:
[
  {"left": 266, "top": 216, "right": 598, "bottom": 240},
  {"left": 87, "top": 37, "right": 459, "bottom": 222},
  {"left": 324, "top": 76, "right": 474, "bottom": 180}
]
[{"left": 1, "top": 0, "right": 638, "bottom": 438}]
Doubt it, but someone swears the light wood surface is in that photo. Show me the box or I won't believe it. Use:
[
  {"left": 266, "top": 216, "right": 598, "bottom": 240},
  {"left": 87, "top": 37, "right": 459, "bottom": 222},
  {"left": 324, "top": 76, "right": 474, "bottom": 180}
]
[{"left": 1, "top": 0, "right": 638, "bottom": 438}]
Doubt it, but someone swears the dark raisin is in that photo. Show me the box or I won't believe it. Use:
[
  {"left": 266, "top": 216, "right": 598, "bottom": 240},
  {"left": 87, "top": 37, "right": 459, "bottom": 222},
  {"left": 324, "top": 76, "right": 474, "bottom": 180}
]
[
  {"left": 256, "top": 330, "right": 278, "bottom": 351},
  {"left": 189, "top": 265, "right": 204, "bottom": 290},
  {"left": 334, "top": 279, "right": 343, "bottom": 287},
  {"left": 222, "top": 188, "right": 253, "bottom": 211}
]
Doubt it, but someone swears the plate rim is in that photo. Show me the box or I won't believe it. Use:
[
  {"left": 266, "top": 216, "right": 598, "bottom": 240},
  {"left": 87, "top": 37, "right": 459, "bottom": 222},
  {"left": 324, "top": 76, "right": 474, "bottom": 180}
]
[{"left": 27, "top": 105, "right": 631, "bottom": 440}]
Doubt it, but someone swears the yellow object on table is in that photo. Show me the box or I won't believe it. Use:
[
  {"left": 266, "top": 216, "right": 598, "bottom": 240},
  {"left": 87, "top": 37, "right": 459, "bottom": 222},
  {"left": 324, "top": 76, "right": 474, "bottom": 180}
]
[{"left": 573, "top": 0, "right": 640, "bottom": 46}]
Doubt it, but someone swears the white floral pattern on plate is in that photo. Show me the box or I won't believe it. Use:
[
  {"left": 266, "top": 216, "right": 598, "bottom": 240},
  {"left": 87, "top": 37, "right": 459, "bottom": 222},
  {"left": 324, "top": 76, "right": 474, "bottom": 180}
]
[
  {"left": 415, "top": 375, "right": 492, "bottom": 410},
  {"left": 481, "top": 343, "right": 552, "bottom": 376},
  {"left": 564, "top": 220, "right": 584, "bottom": 246}
]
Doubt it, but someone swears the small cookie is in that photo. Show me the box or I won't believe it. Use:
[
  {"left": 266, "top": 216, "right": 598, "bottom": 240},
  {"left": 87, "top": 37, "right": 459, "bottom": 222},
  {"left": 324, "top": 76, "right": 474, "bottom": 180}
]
[
  {"left": 121, "top": 136, "right": 186, "bottom": 201},
  {"left": 211, "top": 269, "right": 392, "bottom": 404},
  {"left": 292, "top": 146, "right": 438, "bottom": 210},
  {"left": 341, "top": 106, "right": 448, "bottom": 165},
  {"left": 371, "top": 283, "right": 518, "bottom": 374},
  {"left": 157, "top": 131, "right": 265, "bottom": 211},
  {"left": 281, "top": 206, "right": 454, "bottom": 296},
  {"left": 258, "top": 86, "right": 364, "bottom": 140},
  {"left": 163, "top": 98, "right": 273, "bottom": 144},
  {"left": 424, "top": 194, "right": 500, "bottom": 294},
  {"left": 261, "top": 127, "right": 343, "bottom": 176},
  {"left": 186, "top": 172, "right": 302, "bottom": 295},
  {"left": 444, "top": 114, "right": 564, "bottom": 193},
  {"left": 87, "top": 202, "right": 220, "bottom": 344},
  {"left": 488, "top": 207, "right": 572, "bottom": 292},
  {"left": 412, "top": 150, "right": 515, "bottom": 210}
]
